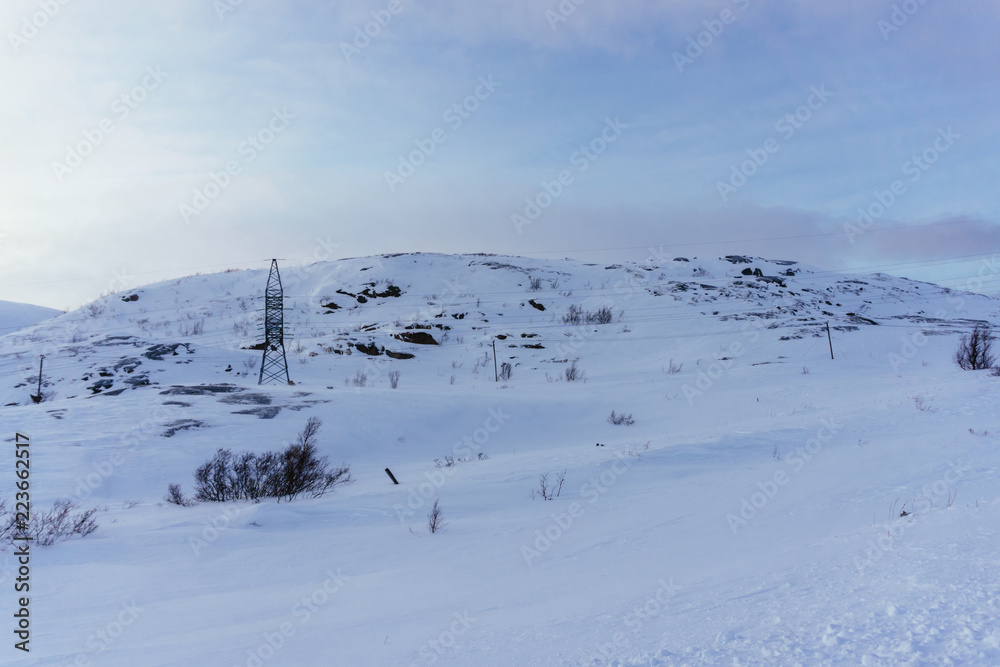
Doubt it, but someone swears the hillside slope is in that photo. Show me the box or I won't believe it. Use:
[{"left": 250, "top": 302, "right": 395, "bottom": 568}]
[{"left": 1, "top": 253, "right": 998, "bottom": 666}]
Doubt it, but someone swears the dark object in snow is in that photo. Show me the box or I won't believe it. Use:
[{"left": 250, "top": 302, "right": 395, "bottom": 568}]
[
  {"left": 393, "top": 331, "right": 439, "bottom": 345},
  {"left": 385, "top": 468, "right": 399, "bottom": 485}
]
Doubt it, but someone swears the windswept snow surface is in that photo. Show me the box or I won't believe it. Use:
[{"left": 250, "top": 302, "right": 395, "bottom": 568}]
[
  {"left": 0, "top": 301, "right": 61, "bottom": 337},
  {"left": 1, "top": 253, "right": 998, "bottom": 666}
]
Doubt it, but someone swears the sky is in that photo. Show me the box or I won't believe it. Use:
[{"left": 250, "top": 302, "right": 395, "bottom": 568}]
[{"left": 1, "top": 0, "right": 998, "bottom": 310}]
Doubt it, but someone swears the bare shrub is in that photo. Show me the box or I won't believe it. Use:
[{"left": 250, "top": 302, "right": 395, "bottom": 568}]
[
  {"left": 83, "top": 301, "right": 106, "bottom": 318},
  {"left": 587, "top": 306, "right": 613, "bottom": 325},
  {"left": 563, "top": 304, "right": 584, "bottom": 325},
  {"left": 955, "top": 323, "right": 995, "bottom": 370},
  {"left": 528, "top": 276, "right": 543, "bottom": 291},
  {"left": 0, "top": 499, "right": 101, "bottom": 549},
  {"left": 193, "top": 418, "right": 353, "bottom": 503},
  {"left": 608, "top": 410, "right": 635, "bottom": 426},
  {"left": 164, "top": 483, "right": 196, "bottom": 507},
  {"left": 564, "top": 361, "right": 585, "bottom": 382},
  {"left": 428, "top": 499, "right": 445, "bottom": 534},
  {"left": 389, "top": 370, "right": 400, "bottom": 389},
  {"left": 241, "top": 356, "right": 258, "bottom": 377},
  {"left": 348, "top": 371, "right": 368, "bottom": 388},
  {"left": 563, "top": 304, "right": 614, "bottom": 326},
  {"left": 532, "top": 470, "right": 566, "bottom": 501},
  {"left": 435, "top": 455, "right": 455, "bottom": 468},
  {"left": 194, "top": 448, "right": 234, "bottom": 502},
  {"left": 664, "top": 359, "right": 683, "bottom": 374},
  {"left": 531, "top": 473, "right": 552, "bottom": 501},
  {"left": 499, "top": 362, "right": 512, "bottom": 382}
]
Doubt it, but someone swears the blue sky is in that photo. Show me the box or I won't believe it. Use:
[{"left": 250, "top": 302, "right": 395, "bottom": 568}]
[{"left": 2, "top": 0, "right": 998, "bottom": 309}]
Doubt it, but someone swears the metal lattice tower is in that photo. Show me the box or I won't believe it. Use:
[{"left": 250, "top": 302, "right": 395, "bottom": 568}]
[{"left": 258, "top": 259, "right": 291, "bottom": 385}]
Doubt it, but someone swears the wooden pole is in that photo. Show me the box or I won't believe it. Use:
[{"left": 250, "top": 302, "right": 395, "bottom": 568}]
[
  {"left": 492, "top": 339, "right": 498, "bottom": 382},
  {"left": 384, "top": 468, "right": 399, "bottom": 485},
  {"left": 826, "top": 322, "right": 834, "bottom": 360},
  {"left": 31, "top": 355, "right": 44, "bottom": 403}
]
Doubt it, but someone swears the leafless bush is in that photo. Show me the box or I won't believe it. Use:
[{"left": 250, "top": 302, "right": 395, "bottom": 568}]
[
  {"left": 531, "top": 470, "right": 567, "bottom": 501},
  {"left": 588, "top": 306, "right": 613, "bottom": 325},
  {"left": 389, "top": 370, "right": 400, "bottom": 389},
  {"left": 664, "top": 359, "right": 683, "bottom": 374},
  {"left": 242, "top": 357, "right": 258, "bottom": 377},
  {"left": 0, "top": 499, "right": 101, "bottom": 549},
  {"left": 194, "top": 418, "right": 352, "bottom": 503},
  {"left": 435, "top": 455, "right": 455, "bottom": 468},
  {"left": 528, "top": 276, "right": 543, "bottom": 291},
  {"left": 499, "top": 362, "right": 512, "bottom": 382},
  {"left": 427, "top": 499, "right": 445, "bottom": 534},
  {"left": 955, "top": 323, "right": 995, "bottom": 370},
  {"left": 563, "top": 304, "right": 584, "bottom": 325},
  {"left": 562, "top": 304, "right": 614, "bottom": 326},
  {"left": 564, "top": 361, "right": 585, "bottom": 382},
  {"left": 608, "top": 410, "right": 635, "bottom": 426},
  {"left": 348, "top": 371, "right": 368, "bottom": 388},
  {"left": 83, "top": 301, "right": 106, "bottom": 318},
  {"left": 532, "top": 473, "right": 552, "bottom": 501},
  {"left": 233, "top": 319, "right": 253, "bottom": 337},
  {"left": 164, "top": 483, "right": 196, "bottom": 507}
]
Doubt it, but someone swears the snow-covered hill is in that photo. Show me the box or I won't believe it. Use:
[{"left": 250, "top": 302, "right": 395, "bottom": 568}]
[
  {"left": 2, "top": 253, "right": 999, "bottom": 666},
  {"left": 0, "top": 300, "right": 61, "bottom": 338}
]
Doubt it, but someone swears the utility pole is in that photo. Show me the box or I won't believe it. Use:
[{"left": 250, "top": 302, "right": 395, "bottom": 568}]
[
  {"left": 30, "top": 355, "right": 44, "bottom": 403},
  {"left": 258, "top": 259, "right": 291, "bottom": 385},
  {"left": 826, "top": 322, "right": 834, "bottom": 360},
  {"left": 492, "top": 339, "right": 498, "bottom": 382}
]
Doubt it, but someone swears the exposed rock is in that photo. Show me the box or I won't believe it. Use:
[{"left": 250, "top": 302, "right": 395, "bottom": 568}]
[{"left": 393, "top": 331, "right": 438, "bottom": 345}]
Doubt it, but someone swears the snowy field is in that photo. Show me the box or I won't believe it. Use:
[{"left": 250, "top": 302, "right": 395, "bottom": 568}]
[{"left": 1, "top": 253, "right": 998, "bottom": 666}]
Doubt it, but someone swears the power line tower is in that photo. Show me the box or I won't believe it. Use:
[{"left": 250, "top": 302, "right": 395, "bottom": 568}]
[{"left": 258, "top": 259, "right": 291, "bottom": 385}]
